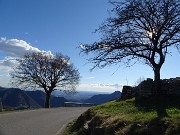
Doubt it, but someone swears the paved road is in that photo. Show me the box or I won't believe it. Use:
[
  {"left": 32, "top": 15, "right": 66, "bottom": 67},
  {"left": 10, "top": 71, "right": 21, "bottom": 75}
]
[{"left": 0, "top": 107, "right": 89, "bottom": 135}]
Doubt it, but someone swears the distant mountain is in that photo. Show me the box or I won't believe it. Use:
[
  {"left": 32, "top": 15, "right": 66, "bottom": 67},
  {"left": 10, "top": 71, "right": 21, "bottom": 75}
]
[
  {"left": 0, "top": 86, "right": 121, "bottom": 109},
  {"left": 0, "top": 87, "right": 41, "bottom": 109},
  {"left": 26, "top": 90, "right": 46, "bottom": 107},
  {"left": 0, "top": 87, "right": 68, "bottom": 109},
  {"left": 26, "top": 90, "right": 68, "bottom": 107},
  {"left": 51, "top": 96, "right": 67, "bottom": 107},
  {"left": 85, "top": 91, "right": 121, "bottom": 104},
  {"left": 52, "top": 90, "right": 110, "bottom": 102}
]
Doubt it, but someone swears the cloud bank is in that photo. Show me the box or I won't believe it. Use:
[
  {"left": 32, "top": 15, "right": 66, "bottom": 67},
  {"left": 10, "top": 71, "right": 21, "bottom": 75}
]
[
  {"left": 0, "top": 57, "right": 18, "bottom": 69},
  {"left": 78, "top": 83, "right": 123, "bottom": 92},
  {"left": 0, "top": 37, "right": 41, "bottom": 57},
  {"left": 0, "top": 37, "right": 52, "bottom": 69}
]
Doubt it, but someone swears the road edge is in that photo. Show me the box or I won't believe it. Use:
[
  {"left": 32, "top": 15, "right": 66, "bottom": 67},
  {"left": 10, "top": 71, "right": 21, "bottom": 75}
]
[{"left": 55, "top": 118, "right": 75, "bottom": 135}]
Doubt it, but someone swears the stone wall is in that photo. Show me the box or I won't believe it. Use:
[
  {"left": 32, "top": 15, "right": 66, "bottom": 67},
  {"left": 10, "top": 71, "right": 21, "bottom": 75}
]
[
  {"left": 137, "top": 78, "right": 154, "bottom": 96},
  {"left": 121, "top": 86, "right": 134, "bottom": 99},
  {"left": 161, "top": 77, "right": 180, "bottom": 95},
  {"left": 121, "top": 77, "right": 180, "bottom": 99}
]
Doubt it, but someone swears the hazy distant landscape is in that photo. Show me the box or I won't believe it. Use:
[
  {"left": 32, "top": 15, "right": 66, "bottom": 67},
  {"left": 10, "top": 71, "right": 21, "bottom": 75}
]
[
  {"left": 0, "top": 87, "right": 121, "bottom": 110},
  {"left": 52, "top": 90, "right": 111, "bottom": 102}
]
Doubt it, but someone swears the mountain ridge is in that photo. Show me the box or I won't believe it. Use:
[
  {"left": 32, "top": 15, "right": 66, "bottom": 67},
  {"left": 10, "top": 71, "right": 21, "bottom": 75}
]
[
  {"left": 85, "top": 91, "right": 121, "bottom": 104},
  {"left": 0, "top": 87, "right": 67, "bottom": 109},
  {"left": 0, "top": 87, "right": 121, "bottom": 109}
]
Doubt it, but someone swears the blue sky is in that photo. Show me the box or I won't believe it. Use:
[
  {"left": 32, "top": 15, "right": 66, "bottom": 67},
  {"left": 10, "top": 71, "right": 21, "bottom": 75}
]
[{"left": 0, "top": 0, "right": 179, "bottom": 93}]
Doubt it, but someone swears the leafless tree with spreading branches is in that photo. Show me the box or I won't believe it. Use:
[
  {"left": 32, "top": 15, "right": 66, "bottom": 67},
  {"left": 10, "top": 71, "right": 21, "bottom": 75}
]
[
  {"left": 11, "top": 52, "right": 80, "bottom": 108},
  {"left": 80, "top": 0, "right": 180, "bottom": 94}
]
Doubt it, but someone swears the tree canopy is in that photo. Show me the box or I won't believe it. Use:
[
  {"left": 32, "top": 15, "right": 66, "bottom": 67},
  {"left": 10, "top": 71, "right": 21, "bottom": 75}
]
[
  {"left": 81, "top": 0, "right": 180, "bottom": 93},
  {"left": 11, "top": 52, "right": 80, "bottom": 108}
]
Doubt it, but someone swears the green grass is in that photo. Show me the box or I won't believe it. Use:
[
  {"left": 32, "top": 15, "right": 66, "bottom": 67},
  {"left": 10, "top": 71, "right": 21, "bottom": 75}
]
[
  {"left": 63, "top": 96, "right": 180, "bottom": 135},
  {"left": 91, "top": 99, "right": 157, "bottom": 122},
  {"left": 91, "top": 96, "right": 180, "bottom": 122}
]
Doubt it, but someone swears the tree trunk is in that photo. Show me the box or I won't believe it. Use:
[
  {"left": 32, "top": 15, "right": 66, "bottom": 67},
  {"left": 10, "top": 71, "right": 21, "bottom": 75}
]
[
  {"left": 154, "top": 68, "right": 160, "bottom": 82},
  {"left": 45, "top": 92, "right": 51, "bottom": 108},
  {"left": 153, "top": 67, "right": 161, "bottom": 95}
]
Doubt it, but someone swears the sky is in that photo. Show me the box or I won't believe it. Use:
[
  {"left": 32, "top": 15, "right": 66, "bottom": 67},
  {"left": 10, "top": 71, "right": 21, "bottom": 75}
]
[{"left": 0, "top": 0, "right": 179, "bottom": 93}]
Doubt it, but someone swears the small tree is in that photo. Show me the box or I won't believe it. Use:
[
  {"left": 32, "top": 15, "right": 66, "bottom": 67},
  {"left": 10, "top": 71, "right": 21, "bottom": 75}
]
[
  {"left": 81, "top": 0, "right": 180, "bottom": 94},
  {"left": 11, "top": 52, "right": 80, "bottom": 108}
]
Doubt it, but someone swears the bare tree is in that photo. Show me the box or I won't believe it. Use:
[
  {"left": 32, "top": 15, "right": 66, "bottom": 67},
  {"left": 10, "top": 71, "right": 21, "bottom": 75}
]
[
  {"left": 11, "top": 52, "right": 80, "bottom": 108},
  {"left": 81, "top": 0, "right": 180, "bottom": 94}
]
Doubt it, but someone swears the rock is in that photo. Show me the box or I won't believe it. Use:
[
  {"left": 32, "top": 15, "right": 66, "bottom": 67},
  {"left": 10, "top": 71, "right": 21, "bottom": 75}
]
[
  {"left": 121, "top": 77, "right": 180, "bottom": 98},
  {"left": 121, "top": 86, "right": 134, "bottom": 99},
  {"left": 92, "top": 127, "right": 105, "bottom": 135}
]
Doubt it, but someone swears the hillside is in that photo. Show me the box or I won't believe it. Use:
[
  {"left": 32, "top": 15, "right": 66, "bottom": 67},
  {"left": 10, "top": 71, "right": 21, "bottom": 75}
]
[
  {"left": 26, "top": 90, "right": 67, "bottom": 107},
  {"left": 0, "top": 87, "right": 68, "bottom": 109},
  {"left": 63, "top": 96, "right": 180, "bottom": 135},
  {"left": 0, "top": 87, "right": 41, "bottom": 109},
  {"left": 0, "top": 87, "right": 121, "bottom": 109},
  {"left": 52, "top": 90, "right": 111, "bottom": 102},
  {"left": 85, "top": 91, "right": 121, "bottom": 104},
  {"left": 26, "top": 90, "right": 46, "bottom": 107}
]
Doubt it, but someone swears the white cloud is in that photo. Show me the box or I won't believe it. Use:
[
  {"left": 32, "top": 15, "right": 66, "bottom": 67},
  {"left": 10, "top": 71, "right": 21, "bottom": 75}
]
[
  {"left": 0, "top": 56, "right": 17, "bottom": 67},
  {"left": 77, "top": 83, "right": 123, "bottom": 92},
  {"left": 0, "top": 37, "right": 52, "bottom": 69},
  {"left": 0, "top": 72, "right": 11, "bottom": 87},
  {"left": 0, "top": 37, "right": 41, "bottom": 57},
  {"left": 82, "top": 76, "right": 95, "bottom": 80},
  {"left": 0, "top": 56, "right": 18, "bottom": 71}
]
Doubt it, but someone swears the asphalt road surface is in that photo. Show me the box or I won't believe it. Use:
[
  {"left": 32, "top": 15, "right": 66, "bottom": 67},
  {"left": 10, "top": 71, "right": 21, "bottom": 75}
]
[{"left": 0, "top": 107, "right": 89, "bottom": 135}]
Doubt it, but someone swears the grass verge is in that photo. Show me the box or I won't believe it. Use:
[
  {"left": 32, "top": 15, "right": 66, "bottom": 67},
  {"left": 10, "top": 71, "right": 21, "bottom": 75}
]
[{"left": 63, "top": 95, "right": 180, "bottom": 135}]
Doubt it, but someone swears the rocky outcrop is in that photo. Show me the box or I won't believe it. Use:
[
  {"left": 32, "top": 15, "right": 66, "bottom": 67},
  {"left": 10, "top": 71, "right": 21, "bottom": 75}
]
[
  {"left": 161, "top": 77, "right": 180, "bottom": 95},
  {"left": 121, "top": 77, "right": 180, "bottom": 99},
  {"left": 121, "top": 86, "right": 134, "bottom": 99}
]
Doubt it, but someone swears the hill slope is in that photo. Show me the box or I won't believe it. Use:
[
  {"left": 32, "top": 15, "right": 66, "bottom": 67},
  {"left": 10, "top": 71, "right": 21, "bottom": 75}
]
[
  {"left": 0, "top": 87, "right": 68, "bottom": 109},
  {"left": 26, "top": 90, "right": 67, "bottom": 107},
  {"left": 85, "top": 91, "right": 121, "bottom": 104},
  {"left": 63, "top": 96, "right": 180, "bottom": 135},
  {"left": 0, "top": 87, "right": 40, "bottom": 109}
]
